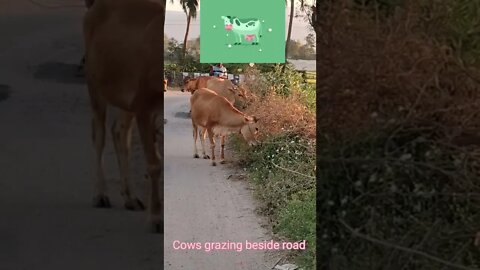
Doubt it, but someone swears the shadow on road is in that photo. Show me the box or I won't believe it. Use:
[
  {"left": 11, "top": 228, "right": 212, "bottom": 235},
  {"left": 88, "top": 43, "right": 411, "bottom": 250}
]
[
  {"left": 33, "top": 62, "right": 85, "bottom": 84},
  {"left": 0, "top": 84, "right": 11, "bottom": 102},
  {"left": 174, "top": 111, "right": 190, "bottom": 119}
]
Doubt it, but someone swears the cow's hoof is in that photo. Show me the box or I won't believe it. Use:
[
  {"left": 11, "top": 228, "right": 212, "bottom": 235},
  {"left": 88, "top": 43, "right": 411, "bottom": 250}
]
[
  {"left": 124, "top": 197, "right": 145, "bottom": 211},
  {"left": 194, "top": 154, "right": 200, "bottom": 158},
  {"left": 203, "top": 155, "right": 210, "bottom": 159},
  {"left": 220, "top": 160, "right": 226, "bottom": 164},
  {"left": 211, "top": 161, "right": 217, "bottom": 166},
  {"left": 93, "top": 195, "right": 111, "bottom": 208}
]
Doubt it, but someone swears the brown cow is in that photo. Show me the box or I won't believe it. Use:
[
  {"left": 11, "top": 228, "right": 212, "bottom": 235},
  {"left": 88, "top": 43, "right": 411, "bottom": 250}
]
[
  {"left": 181, "top": 76, "right": 217, "bottom": 93},
  {"left": 84, "top": 0, "right": 165, "bottom": 233},
  {"left": 164, "top": 79, "right": 168, "bottom": 92},
  {"left": 206, "top": 78, "right": 247, "bottom": 108},
  {"left": 190, "top": 88, "right": 259, "bottom": 166}
]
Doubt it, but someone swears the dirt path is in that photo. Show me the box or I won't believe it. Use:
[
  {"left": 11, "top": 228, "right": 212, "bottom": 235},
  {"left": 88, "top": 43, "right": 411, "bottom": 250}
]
[{"left": 0, "top": 3, "right": 276, "bottom": 269}]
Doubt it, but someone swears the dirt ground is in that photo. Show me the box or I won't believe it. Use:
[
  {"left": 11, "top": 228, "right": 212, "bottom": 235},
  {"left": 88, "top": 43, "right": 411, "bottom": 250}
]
[{"left": 0, "top": 1, "right": 278, "bottom": 269}]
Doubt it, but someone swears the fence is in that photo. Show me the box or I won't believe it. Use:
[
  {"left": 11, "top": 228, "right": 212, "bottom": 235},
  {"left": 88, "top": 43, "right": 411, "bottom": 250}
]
[{"left": 165, "top": 70, "right": 245, "bottom": 87}]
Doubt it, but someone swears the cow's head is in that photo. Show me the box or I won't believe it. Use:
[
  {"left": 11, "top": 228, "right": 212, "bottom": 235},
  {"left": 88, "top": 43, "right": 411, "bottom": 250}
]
[
  {"left": 182, "top": 77, "right": 196, "bottom": 93},
  {"left": 227, "top": 86, "right": 247, "bottom": 108},
  {"left": 240, "top": 116, "right": 260, "bottom": 146},
  {"left": 221, "top": 16, "right": 233, "bottom": 30}
]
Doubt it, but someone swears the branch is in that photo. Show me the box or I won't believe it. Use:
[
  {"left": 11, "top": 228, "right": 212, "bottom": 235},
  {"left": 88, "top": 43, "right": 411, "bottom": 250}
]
[
  {"left": 271, "top": 161, "right": 315, "bottom": 179},
  {"left": 339, "top": 219, "right": 479, "bottom": 270}
]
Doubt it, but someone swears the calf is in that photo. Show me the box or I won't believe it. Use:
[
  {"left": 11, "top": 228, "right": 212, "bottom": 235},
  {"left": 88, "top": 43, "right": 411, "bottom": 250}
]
[{"left": 190, "top": 88, "right": 259, "bottom": 166}]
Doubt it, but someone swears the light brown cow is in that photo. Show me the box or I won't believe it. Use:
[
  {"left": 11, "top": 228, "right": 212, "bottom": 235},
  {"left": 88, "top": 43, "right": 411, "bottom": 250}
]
[
  {"left": 181, "top": 76, "right": 216, "bottom": 93},
  {"left": 164, "top": 79, "right": 168, "bottom": 92},
  {"left": 83, "top": 0, "right": 165, "bottom": 233},
  {"left": 190, "top": 88, "right": 259, "bottom": 166},
  {"left": 206, "top": 78, "right": 247, "bottom": 107}
]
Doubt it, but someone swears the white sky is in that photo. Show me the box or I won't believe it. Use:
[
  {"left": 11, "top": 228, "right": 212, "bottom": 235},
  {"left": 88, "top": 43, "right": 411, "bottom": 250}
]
[
  {"left": 165, "top": 0, "right": 315, "bottom": 41},
  {"left": 166, "top": 0, "right": 314, "bottom": 12}
]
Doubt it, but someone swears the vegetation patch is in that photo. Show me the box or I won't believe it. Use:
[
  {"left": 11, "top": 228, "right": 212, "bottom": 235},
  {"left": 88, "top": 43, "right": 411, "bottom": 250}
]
[
  {"left": 230, "top": 63, "right": 316, "bottom": 269},
  {"left": 317, "top": 0, "right": 480, "bottom": 269}
]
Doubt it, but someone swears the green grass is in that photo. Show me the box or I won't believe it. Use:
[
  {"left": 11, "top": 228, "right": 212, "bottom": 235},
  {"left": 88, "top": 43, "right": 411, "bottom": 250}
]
[
  {"left": 276, "top": 189, "right": 316, "bottom": 270},
  {"left": 231, "top": 133, "right": 316, "bottom": 269}
]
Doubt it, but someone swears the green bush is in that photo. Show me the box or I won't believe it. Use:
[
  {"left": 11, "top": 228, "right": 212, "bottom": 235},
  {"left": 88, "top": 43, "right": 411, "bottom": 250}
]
[
  {"left": 264, "top": 64, "right": 304, "bottom": 97},
  {"left": 231, "top": 133, "right": 316, "bottom": 269},
  {"left": 276, "top": 189, "right": 316, "bottom": 270},
  {"left": 318, "top": 125, "right": 480, "bottom": 269}
]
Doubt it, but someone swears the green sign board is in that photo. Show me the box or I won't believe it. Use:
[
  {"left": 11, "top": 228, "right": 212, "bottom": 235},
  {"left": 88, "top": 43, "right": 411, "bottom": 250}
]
[{"left": 200, "top": 0, "right": 286, "bottom": 63}]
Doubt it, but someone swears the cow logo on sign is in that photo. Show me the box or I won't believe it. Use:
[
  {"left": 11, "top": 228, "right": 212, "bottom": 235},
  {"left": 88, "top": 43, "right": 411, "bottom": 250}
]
[
  {"left": 200, "top": 0, "right": 285, "bottom": 63},
  {"left": 221, "top": 16, "right": 264, "bottom": 45}
]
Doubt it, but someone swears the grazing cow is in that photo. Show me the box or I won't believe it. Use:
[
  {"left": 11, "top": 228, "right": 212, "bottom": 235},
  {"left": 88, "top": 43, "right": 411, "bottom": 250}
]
[
  {"left": 181, "top": 76, "right": 217, "bottom": 93},
  {"left": 221, "top": 16, "right": 263, "bottom": 45},
  {"left": 83, "top": 0, "right": 165, "bottom": 233},
  {"left": 206, "top": 78, "right": 247, "bottom": 108},
  {"left": 164, "top": 79, "right": 168, "bottom": 92},
  {"left": 190, "top": 88, "right": 259, "bottom": 166}
]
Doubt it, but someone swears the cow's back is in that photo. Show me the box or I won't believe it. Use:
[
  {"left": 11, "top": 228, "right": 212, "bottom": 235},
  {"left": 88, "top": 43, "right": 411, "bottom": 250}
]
[
  {"left": 195, "top": 76, "right": 216, "bottom": 89},
  {"left": 206, "top": 79, "right": 236, "bottom": 104},
  {"left": 190, "top": 88, "right": 238, "bottom": 126},
  {"left": 84, "top": 0, "right": 164, "bottom": 112}
]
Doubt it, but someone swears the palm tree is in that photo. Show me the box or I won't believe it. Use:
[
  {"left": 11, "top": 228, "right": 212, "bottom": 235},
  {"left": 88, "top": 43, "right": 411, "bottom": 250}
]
[
  {"left": 285, "top": 0, "right": 295, "bottom": 60},
  {"left": 180, "top": 0, "right": 199, "bottom": 60}
]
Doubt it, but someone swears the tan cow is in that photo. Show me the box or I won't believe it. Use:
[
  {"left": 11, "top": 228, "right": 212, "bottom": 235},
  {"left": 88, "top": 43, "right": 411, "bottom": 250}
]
[
  {"left": 83, "top": 0, "right": 165, "bottom": 233},
  {"left": 164, "top": 79, "right": 168, "bottom": 92},
  {"left": 206, "top": 78, "right": 247, "bottom": 108},
  {"left": 190, "top": 88, "right": 259, "bottom": 166},
  {"left": 181, "top": 76, "right": 216, "bottom": 93}
]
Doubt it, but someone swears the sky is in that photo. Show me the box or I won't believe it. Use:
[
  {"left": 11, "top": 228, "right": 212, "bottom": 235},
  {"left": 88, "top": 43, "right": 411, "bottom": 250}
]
[{"left": 165, "top": 0, "right": 314, "bottom": 42}]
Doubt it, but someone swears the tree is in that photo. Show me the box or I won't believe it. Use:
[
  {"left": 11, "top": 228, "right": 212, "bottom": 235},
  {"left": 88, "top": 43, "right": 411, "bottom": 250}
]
[
  {"left": 285, "top": 0, "right": 295, "bottom": 60},
  {"left": 180, "top": 0, "right": 199, "bottom": 60}
]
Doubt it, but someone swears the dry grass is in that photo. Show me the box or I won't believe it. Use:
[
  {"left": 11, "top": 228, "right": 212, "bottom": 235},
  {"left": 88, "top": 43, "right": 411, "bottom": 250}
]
[
  {"left": 317, "top": 0, "right": 480, "bottom": 143},
  {"left": 317, "top": 1, "right": 480, "bottom": 269},
  {"left": 245, "top": 93, "right": 315, "bottom": 140}
]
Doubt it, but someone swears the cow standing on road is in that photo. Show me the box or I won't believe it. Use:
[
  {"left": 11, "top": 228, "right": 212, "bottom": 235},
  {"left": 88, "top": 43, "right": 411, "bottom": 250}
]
[{"left": 190, "top": 88, "right": 259, "bottom": 166}]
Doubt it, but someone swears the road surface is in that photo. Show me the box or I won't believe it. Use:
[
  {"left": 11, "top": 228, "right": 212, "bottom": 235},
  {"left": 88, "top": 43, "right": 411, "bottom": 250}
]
[{"left": 0, "top": 1, "right": 276, "bottom": 269}]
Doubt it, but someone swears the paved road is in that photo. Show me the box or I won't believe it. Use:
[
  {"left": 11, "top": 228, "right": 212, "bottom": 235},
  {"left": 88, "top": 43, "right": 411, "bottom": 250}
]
[{"left": 0, "top": 2, "right": 276, "bottom": 269}]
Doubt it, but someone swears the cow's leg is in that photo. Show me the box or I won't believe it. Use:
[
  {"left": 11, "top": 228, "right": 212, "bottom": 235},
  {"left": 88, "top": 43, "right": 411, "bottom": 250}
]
[
  {"left": 220, "top": 135, "right": 226, "bottom": 164},
  {"left": 199, "top": 128, "right": 210, "bottom": 159},
  {"left": 192, "top": 122, "right": 199, "bottom": 158},
  {"left": 136, "top": 111, "right": 163, "bottom": 233},
  {"left": 111, "top": 111, "right": 145, "bottom": 211},
  {"left": 207, "top": 128, "right": 217, "bottom": 166},
  {"left": 88, "top": 88, "right": 110, "bottom": 208},
  {"left": 234, "top": 33, "right": 240, "bottom": 45}
]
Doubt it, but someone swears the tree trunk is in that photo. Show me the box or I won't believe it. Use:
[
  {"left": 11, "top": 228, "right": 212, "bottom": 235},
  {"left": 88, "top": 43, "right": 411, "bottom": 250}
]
[
  {"left": 160, "top": 0, "right": 166, "bottom": 91},
  {"left": 282, "top": 0, "right": 295, "bottom": 73},
  {"left": 314, "top": 4, "right": 319, "bottom": 115},
  {"left": 183, "top": 11, "right": 192, "bottom": 61}
]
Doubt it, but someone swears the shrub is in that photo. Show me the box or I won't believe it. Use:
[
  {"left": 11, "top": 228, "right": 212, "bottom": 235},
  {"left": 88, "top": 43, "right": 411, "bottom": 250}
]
[{"left": 317, "top": 0, "right": 480, "bottom": 269}]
